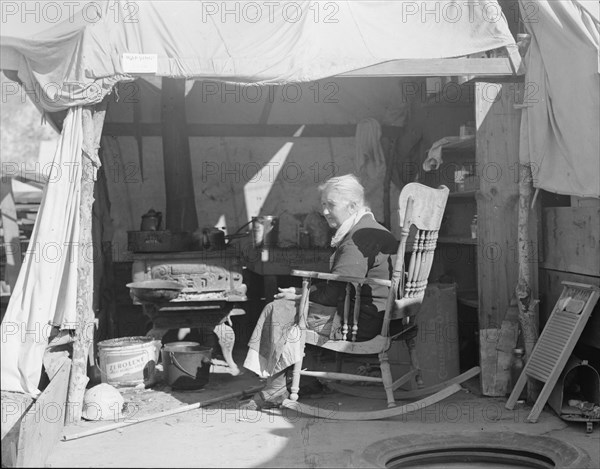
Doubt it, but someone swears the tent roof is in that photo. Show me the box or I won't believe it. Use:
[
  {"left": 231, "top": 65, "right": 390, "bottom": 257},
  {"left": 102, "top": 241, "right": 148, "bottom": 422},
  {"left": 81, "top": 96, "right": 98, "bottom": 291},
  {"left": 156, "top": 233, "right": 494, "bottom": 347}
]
[{"left": 1, "top": 0, "right": 517, "bottom": 111}]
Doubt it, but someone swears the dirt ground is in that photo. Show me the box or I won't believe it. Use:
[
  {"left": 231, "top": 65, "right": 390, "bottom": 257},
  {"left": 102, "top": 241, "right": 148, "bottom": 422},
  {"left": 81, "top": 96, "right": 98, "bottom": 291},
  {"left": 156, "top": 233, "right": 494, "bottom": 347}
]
[{"left": 47, "top": 349, "right": 600, "bottom": 468}]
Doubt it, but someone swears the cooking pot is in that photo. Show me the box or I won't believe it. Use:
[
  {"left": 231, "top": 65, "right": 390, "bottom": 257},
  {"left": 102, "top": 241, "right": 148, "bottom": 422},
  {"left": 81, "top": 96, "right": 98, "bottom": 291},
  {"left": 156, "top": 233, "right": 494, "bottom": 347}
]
[
  {"left": 140, "top": 209, "right": 162, "bottom": 231},
  {"left": 202, "top": 227, "right": 226, "bottom": 250}
]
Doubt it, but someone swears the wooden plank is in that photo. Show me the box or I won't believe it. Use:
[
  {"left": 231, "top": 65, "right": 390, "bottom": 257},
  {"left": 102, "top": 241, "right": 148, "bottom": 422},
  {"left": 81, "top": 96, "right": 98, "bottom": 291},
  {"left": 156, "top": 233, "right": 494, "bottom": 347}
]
[
  {"left": 16, "top": 358, "right": 71, "bottom": 467},
  {"left": 475, "top": 82, "right": 521, "bottom": 328},
  {"left": 125, "top": 58, "right": 516, "bottom": 80},
  {"left": 494, "top": 303, "right": 520, "bottom": 396},
  {"left": 102, "top": 123, "right": 401, "bottom": 138},
  {"left": 475, "top": 82, "right": 522, "bottom": 395},
  {"left": 479, "top": 328, "right": 501, "bottom": 396},
  {"left": 505, "top": 43, "right": 525, "bottom": 75},
  {"left": 541, "top": 206, "right": 600, "bottom": 277},
  {"left": 1, "top": 392, "right": 34, "bottom": 467},
  {"left": 337, "top": 58, "right": 516, "bottom": 77},
  {"left": 571, "top": 196, "right": 600, "bottom": 207}
]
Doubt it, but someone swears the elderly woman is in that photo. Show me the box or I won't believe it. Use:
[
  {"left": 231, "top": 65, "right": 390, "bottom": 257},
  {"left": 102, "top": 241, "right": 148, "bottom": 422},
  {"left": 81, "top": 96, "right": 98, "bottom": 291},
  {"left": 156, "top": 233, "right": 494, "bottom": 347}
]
[{"left": 242, "top": 174, "right": 397, "bottom": 409}]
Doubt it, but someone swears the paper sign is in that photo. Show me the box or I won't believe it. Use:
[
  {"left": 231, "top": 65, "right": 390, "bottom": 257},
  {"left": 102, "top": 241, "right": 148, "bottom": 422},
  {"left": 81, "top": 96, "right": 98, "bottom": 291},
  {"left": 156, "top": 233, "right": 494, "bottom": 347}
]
[{"left": 122, "top": 53, "right": 158, "bottom": 74}]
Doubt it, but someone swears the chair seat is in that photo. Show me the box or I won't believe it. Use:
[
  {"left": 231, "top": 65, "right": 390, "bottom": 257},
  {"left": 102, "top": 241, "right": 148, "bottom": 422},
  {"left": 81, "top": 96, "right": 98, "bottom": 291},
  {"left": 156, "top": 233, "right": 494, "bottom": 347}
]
[{"left": 305, "top": 330, "right": 390, "bottom": 355}]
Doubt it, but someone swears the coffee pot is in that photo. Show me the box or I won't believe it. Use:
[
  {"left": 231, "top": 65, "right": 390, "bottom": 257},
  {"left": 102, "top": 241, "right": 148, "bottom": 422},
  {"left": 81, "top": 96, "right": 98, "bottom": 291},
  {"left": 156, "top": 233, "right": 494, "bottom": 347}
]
[{"left": 140, "top": 209, "right": 162, "bottom": 231}]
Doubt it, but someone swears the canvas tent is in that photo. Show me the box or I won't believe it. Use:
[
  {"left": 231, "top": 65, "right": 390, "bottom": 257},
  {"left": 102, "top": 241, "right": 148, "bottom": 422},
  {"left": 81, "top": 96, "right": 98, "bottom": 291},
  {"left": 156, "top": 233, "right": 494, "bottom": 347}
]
[
  {"left": 518, "top": 0, "right": 599, "bottom": 198},
  {"left": 3, "top": 0, "right": 594, "bottom": 423},
  {"left": 0, "top": 0, "right": 523, "bottom": 401}
]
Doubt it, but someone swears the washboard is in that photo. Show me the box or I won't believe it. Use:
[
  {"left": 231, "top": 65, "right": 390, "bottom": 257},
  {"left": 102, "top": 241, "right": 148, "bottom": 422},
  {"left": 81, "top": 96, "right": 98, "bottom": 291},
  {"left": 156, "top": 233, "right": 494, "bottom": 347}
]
[{"left": 506, "top": 282, "right": 600, "bottom": 423}]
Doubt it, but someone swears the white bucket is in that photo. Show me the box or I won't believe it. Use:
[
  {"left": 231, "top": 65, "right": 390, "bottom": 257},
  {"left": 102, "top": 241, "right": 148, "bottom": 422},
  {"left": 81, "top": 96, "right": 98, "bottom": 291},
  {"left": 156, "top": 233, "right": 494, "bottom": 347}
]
[{"left": 97, "top": 336, "right": 161, "bottom": 387}]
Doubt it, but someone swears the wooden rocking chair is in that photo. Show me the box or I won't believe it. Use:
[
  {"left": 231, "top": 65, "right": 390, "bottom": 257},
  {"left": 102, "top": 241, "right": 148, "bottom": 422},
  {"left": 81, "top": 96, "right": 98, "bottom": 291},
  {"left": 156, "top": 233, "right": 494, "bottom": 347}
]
[{"left": 281, "top": 182, "right": 480, "bottom": 420}]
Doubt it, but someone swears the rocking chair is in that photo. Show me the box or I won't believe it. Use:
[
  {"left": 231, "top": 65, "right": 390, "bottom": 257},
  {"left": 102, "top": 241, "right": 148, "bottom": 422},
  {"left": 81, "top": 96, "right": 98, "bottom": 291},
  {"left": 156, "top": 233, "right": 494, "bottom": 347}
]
[{"left": 281, "top": 182, "right": 480, "bottom": 420}]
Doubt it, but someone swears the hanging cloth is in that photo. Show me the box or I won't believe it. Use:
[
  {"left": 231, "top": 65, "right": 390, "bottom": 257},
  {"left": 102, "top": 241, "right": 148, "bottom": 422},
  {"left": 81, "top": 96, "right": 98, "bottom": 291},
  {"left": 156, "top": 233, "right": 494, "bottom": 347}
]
[
  {"left": 355, "top": 118, "right": 386, "bottom": 179},
  {"left": 1, "top": 107, "right": 83, "bottom": 395}
]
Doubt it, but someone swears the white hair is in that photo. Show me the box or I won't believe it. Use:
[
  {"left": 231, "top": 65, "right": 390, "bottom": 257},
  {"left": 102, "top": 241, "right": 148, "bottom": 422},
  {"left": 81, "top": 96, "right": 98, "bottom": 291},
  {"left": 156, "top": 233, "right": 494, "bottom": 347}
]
[{"left": 318, "top": 174, "right": 368, "bottom": 209}]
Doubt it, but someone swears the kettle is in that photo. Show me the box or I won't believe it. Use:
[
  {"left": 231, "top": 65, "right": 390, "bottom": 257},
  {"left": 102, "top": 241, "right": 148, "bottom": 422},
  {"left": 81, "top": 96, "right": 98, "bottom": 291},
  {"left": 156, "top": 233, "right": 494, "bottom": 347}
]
[
  {"left": 140, "top": 209, "right": 162, "bottom": 231},
  {"left": 202, "top": 227, "right": 225, "bottom": 250}
]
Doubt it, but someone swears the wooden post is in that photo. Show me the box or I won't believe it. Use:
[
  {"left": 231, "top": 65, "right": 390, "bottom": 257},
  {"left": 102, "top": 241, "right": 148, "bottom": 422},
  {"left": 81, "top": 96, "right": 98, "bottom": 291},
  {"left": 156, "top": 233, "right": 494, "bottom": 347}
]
[
  {"left": 475, "top": 82, "right": 522, "bottom": 396},
  {"left": 161, "top": 78, "right": 198, "bottom": 233},
  {"left": 66, "top": 101, "right": 107, "bottom": 424},
  {"left": 516, "top": 162, "right": 540, "bottom": 401}
]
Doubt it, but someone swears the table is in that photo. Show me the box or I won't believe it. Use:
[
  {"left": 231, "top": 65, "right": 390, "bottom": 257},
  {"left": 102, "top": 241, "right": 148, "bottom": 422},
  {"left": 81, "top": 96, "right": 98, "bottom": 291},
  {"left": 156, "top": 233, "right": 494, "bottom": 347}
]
[{"left": 244, "top": 247, "right": 333, "bottom": 299}]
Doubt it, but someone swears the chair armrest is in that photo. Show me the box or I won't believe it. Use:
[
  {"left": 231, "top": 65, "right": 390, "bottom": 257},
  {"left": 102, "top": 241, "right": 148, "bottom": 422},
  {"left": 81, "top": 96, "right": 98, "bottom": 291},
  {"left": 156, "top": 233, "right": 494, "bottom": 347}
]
[{"left": 291, "top": 270, "right": 392, "bottom": 287}]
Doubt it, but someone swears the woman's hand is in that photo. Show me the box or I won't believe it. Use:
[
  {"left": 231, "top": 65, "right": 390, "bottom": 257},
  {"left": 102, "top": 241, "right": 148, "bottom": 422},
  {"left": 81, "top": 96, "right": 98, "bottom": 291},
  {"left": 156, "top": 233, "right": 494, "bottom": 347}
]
[{"left": 274, "top": 287, "right": 300, "bottom": 301}]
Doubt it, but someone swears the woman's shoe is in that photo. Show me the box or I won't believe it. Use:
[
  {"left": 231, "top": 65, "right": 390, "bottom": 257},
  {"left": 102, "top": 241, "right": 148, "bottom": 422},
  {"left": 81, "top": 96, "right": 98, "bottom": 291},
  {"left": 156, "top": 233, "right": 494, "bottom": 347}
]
[{"left": 240, "top": 386, "right": 289, "bottom": 411}]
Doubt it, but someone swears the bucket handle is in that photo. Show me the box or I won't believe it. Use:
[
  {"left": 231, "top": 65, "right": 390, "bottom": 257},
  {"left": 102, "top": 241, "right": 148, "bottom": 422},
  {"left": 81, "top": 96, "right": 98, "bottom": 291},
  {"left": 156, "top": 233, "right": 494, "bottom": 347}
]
[
  {"left": 168, "top": 351, "right": 210, "bottom": 379},
  {"left": 95, "top": 357, "right": 109, "bottom": 377}
]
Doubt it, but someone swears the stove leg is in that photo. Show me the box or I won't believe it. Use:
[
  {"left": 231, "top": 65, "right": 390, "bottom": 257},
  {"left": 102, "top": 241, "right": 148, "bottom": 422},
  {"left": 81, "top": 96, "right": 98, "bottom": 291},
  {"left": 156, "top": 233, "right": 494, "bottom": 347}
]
[{"left": 213, "top": 323, "right": 240, "bottom": 376}]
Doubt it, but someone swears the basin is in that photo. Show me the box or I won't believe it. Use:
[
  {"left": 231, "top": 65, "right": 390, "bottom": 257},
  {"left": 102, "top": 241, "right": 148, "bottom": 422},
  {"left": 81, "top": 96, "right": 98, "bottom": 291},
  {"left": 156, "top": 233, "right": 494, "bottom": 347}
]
[{"left": 126, "top": 280, "right": 185, "bottom": 304}]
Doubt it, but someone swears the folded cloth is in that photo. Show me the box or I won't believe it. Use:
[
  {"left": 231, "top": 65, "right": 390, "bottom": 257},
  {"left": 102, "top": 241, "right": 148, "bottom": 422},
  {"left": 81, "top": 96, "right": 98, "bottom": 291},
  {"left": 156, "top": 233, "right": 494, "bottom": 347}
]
[
  {"left": 244, "top": 300, "right": 337, "bottom": 377},
  {"left": 423, "top": 136, "right": 464, "bottom": 171}
]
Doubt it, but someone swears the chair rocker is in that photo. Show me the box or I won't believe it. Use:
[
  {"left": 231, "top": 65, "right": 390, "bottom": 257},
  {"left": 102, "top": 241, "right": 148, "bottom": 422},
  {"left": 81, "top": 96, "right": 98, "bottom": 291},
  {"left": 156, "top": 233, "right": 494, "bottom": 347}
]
[{"left": 281, "top": 182, "right": 480, "bottom": 420}]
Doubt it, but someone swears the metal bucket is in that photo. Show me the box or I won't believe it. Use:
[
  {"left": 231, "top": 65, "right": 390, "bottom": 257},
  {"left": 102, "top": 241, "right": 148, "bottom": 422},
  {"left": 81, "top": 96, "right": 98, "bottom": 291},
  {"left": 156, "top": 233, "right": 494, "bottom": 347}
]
[
  {"left": 161, "top": 342, "right": 212, "bottom": 390},
  {"left": 251, "top": 216, "right": 279, "bottom": 248}
]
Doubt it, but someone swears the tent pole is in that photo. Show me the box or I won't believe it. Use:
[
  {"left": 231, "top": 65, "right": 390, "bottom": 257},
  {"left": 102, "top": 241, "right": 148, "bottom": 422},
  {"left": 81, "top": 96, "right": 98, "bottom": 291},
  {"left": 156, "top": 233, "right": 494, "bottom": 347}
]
[
  {"left": 66, "top": 101, "right": 107, "bottom": 424},
  {"left": 515, "top": 162, "right": 540, "bottom": 402}
]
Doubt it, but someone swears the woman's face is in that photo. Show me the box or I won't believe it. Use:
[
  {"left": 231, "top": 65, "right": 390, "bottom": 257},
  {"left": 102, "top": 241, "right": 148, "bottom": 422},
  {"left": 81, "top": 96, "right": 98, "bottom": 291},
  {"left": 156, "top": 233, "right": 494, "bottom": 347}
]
[{"left": 321, "top": 190, "right": 355, "bottom": 228}]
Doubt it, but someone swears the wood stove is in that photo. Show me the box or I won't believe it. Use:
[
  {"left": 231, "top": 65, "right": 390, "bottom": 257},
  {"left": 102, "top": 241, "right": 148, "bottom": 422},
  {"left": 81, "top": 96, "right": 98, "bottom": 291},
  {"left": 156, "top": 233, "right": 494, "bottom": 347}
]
[{"left": 131, "top": 249, "right": 247, "bottom": 375}]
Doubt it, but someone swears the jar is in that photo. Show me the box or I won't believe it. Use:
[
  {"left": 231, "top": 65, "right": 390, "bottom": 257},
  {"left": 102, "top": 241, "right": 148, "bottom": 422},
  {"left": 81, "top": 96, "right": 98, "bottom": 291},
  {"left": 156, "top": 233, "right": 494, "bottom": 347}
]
[
  {"left": 298, "top": 229, "right": 311, "bottom": 249},
  {"left": 470, "top": 215, "right": 478, "bottom": 239},
  {"left": 510, "top": 348, "right": 527, "bottom": 400}
]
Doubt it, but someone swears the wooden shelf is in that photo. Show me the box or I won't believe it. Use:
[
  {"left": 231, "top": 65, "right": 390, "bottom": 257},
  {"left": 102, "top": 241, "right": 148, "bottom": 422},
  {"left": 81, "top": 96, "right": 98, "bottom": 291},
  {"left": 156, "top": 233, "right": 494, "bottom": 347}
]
[
  {"left": 438, "top": 236, "right": 477, "bottom": 245},
  {"left": 441, "top": 136, "right": 475, "bottom": 151},
  {"left": 448, "top": 190, "right": 478, "bottom": 199}
]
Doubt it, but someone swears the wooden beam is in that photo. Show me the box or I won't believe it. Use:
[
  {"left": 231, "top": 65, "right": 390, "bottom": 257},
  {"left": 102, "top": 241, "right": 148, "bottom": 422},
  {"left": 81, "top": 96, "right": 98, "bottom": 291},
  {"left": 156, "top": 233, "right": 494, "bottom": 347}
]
[
  {"left": 337, "top": 58, "right": 517, "bottom": 77},
  {"left": 102, "top": 123, "right": 401, "bottom": 138},
  {"left": 124, "top": 58, "right": 517, "bottom": 80},
  {"left": 161, "top": 78, "right": 198, "bottom": 232},
  {"left": 505, "top": 43, "right": 525, "bottom": 75},
  {"left": 16, "top": 358, "right": 71, "bottom": 467},
  {"left": 475, "top": 81, "right": 522, "bottom": 396},
  {"left": 541, "top": 206, "right": 600, "bottom": 277}
]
